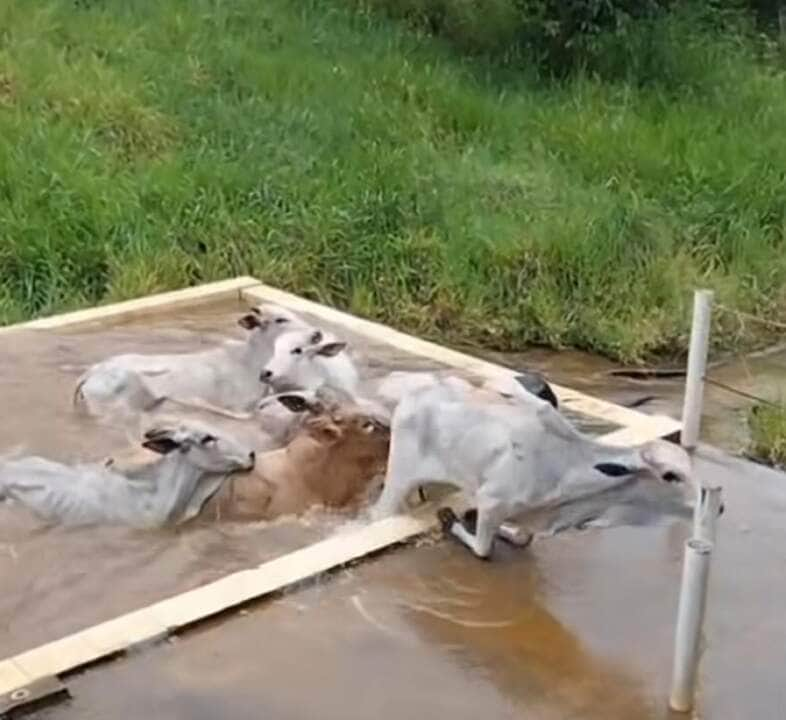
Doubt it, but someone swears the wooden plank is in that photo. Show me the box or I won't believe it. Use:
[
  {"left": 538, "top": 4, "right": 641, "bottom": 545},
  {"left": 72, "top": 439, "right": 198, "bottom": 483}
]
[
  {"left": 149, "top": 510, "right": 443, "bottom": 631},
  {"left": 80, "top": 609, "right": 168, "bottom": 655},
  {"left": 0, "top": 660, "right": 30, "bottom": 697},
  {"left": 0, "top": 674, "right": 69, "bottom": 716},
  {"left": 148, "top": 572, "right": 257, "bottom": 630},
  {"left": 10, "top": 610, "right": 168, "bottom": 690},
  {"left": 0, "top": 504, "right": 448, "bottom": 696},
  {"left": 12, "top": 634, "right": 102, "bottom": 683},
  {"left": 242, "top": 284, "right": 681, "bottom": 439},
  {"left": 594, "top": 416, "right": 682, "bottom": 447},
  {"left": 0, "top": 277, "right": 260, "bottom": 335}
]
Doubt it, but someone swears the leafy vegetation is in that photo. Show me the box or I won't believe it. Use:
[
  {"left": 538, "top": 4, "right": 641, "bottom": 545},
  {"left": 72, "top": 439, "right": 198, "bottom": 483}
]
[
  {"left": 747, "top": 402, "right": 786, "bottom": 468},
  {"left": 1, "top": 0, "right": 785, "bottom": 361}
]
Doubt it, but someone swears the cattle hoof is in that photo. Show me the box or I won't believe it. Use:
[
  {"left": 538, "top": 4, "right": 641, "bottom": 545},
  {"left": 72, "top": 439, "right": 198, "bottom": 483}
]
[
  {"left": 437, "top": 507, "right": 458, "bottom": 532},
  {"left": 504, "top": 532, "right": 533, "bottom": 549}
]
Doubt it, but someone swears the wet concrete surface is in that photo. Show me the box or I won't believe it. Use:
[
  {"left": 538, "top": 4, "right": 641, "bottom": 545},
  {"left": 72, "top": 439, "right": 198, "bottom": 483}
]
[{"left": 3, "top": 299, "right": 786, "bottom": 719}]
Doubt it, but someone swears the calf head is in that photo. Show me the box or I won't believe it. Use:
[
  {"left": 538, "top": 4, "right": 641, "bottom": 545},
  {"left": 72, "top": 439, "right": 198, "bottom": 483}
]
[
  {"left": 141, "top": 423, "right": 256, "bottom": 473},
  {"left": 237, "top": 303, "right": 304, "bottom": 334},
  {"left": 587, "top": 440, "right": 723, "bottom": 528},
  {"left": 276, "top": 392, "right": 390, "bottom": 465},
  {"left": 259, "top": 329, "right": 347, "bottom": 391},
  {"left": 253, "top": 385, "right": 358, "bottom": 444}
]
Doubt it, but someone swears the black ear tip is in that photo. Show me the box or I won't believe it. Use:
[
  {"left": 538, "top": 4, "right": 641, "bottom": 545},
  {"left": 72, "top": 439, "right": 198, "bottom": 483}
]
[{"left": 514, "top": 371, "right": 558, "bottom": 408}]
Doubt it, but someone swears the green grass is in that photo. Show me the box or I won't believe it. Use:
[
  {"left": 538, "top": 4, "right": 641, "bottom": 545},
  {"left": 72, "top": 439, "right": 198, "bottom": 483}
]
[
  {"left": 1, "top": 0, "right": 785, "bottom": 361},
  {"left": 747, "top": 403, "right": 786, "bottom": 468}
]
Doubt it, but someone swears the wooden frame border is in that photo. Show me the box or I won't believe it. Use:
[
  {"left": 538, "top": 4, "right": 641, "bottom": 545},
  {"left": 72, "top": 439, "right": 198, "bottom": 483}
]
[
  {"left": 241, "top": 284, "right": 681, "bottom": 447},
  {"left": 0, "top": 277, "right": 682, "bottom": 704},
  {"left": 0, "top": 277, "right": 261, "bottom": 335}
]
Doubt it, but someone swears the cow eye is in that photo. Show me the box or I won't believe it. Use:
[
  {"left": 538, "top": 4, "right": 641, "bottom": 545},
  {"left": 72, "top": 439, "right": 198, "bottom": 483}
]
[
  {"left": 201, "top": 434, "right": 218, "bottom": 446},
  {"left": 292, "top": 347, "right": 303, "bottom": 355},
  {"left": 662, "top": 471, "right": 681, "bottom": 483},
  {"left": 275, "top": 317, "right": 288, "bottom": 324}
]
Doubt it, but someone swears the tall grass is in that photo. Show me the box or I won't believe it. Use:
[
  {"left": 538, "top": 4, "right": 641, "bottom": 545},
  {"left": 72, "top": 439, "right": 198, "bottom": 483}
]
[
  {"left": 747, "top": 403, "right": 786, "bottom": 468},
  {"left": 0, "top": 0, "right": 785, "bottom": 361}
]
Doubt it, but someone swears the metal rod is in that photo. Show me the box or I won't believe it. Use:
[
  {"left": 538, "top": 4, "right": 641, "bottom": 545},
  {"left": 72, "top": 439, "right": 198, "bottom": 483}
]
[
  {"left": 669, "top": 538, "right": 713, "bottom": 713},
  {"left": 692, "top": 485, "right": 723, "bottom": 545},
  {"left": 681, "top": 290, "right": 714, "bottom": 450},
  {"left": 703, "top": 376, "right": 781, "bottom": 409}
]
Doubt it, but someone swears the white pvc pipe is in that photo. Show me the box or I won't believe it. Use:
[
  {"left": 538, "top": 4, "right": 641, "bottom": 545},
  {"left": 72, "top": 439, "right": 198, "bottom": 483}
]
[
  {"left": 669, "top": 538, "right": 713, "bottom": 713},
  {"left": 692, "top": 485, "right": 723, "bottom": 545},
  {"left": 681, "top": 290, "right": 714, "bottom": 450}
]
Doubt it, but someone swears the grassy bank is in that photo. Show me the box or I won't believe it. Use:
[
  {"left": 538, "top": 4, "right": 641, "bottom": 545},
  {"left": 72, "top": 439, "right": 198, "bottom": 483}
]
[
  {"left": 1, "top": 0, "right": 785, "bottom": 362},
  {"left": 747, "top": 403, "right": 786, "bottom": 469}
]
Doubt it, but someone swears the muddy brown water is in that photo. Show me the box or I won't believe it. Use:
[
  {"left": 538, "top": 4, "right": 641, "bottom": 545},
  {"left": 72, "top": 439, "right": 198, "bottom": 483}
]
[{"left": 3, "top": 299, "right": 786, "bottom": 719}]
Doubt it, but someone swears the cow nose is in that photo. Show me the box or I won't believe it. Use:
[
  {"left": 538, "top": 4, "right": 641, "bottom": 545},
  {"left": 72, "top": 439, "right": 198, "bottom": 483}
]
[
  {"left": 260, "top": 370, "right": 273, "bottom": 382},
  {"left": 718, "top": 502, "right": 725, "bottom": 516}
]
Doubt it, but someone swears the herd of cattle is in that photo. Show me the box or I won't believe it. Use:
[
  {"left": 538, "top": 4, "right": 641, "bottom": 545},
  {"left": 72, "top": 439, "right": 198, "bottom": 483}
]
[{"left": 0, "top": 303, "right": 719, "bottom": 559}]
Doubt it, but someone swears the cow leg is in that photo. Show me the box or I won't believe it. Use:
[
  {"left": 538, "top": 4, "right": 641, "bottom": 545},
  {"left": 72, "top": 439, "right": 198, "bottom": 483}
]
[
  {"left": 461, "top": 510, "right": 532, "bottom": 548},
  {"left": 371, "top": 425, "right": 443, "bottom": 519},
  {"left": 496, "top": 522, "right": 534, "bottom": 548},
  {"left": 370, "top": 478, "right": 415, "bottom": 520},
  {"left": 439, "top": 500, "right": 506, "bottom": 560}
]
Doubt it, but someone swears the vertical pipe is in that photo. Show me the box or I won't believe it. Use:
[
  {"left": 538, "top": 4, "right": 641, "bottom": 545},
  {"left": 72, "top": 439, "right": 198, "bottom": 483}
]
[
  {"left": 692, "top": 485, "right": 723, "bottom": 545},
  {"left": 669, "top": 538, "right": 713, "bottom": 713},
  {"left": 681, "top": 290, "right": 714, "bottom": 450}
]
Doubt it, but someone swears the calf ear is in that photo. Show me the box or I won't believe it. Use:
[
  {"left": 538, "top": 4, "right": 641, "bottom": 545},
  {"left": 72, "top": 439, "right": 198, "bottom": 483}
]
[
  {"left": 315, "top": 341, "right": 347, "bottom": 357},
  {"left": 594, "top": 462, "right": 634, "bottom": 477},
  {"left": 360, "top": 417, "right": 389, "bottom": 434},
  {"left": 141, "top": 436, "right": 182, "bottom": 454},
  {"left": 277, "top": 394, "right": 311, "bottom": 413},
  {"left": 238, "top": 313, "right": 263, "bottom": 330},
  {"left": 514, "top": 372, "right": 559, "bottom": 409},
  {"left": 142, "top": 428, "right": 183, "bottom": 454},
  {"left": 277, "top": 394, "right": 324, "bottom": 415},
  {"left": 315, "top": 425, "right": 342, "bottom": 443}
]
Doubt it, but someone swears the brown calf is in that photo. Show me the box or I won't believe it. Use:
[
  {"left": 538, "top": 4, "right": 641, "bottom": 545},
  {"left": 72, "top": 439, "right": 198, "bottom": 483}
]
[{"left": 201, "top": 393, "right": 390, "bottom": 522}]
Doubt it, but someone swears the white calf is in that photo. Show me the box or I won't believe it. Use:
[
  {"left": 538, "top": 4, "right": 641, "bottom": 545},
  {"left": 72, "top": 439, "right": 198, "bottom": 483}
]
[
  {"left": 371, "top": 383, "right": 712, "bottom": 559},
  {"left": 0, "top": 424, "right": 255, "bottom": 528},
  {"left": 75, "top": 304, "right": 309, "bottom": 414},
  {"left": 259, "top": 328, "right": 360, "bottom": 395}
]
